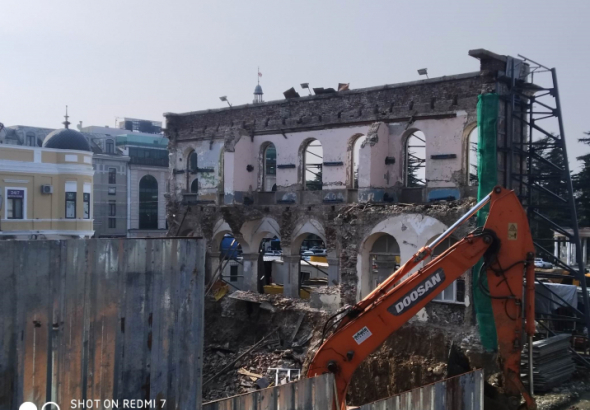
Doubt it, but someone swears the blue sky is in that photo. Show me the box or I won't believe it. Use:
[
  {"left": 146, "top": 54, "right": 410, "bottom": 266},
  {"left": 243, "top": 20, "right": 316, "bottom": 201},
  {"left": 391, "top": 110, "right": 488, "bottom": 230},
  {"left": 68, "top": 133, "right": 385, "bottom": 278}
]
[{"left": 2, "top": 0, "right": 589, "bottom": 168}]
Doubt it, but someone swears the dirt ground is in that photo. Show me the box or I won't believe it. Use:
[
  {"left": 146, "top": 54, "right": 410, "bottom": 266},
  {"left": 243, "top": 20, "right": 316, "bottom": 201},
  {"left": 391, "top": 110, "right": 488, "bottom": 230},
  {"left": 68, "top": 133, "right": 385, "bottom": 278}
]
[{"left": 534, "top": 377, "right": 590, "bottom": 410}]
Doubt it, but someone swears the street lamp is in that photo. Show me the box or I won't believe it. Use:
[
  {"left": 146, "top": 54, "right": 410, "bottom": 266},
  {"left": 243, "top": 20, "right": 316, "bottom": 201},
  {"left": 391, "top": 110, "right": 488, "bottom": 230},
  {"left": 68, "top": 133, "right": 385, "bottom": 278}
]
[
  {"left": 219, "top": 96, "right": 232, "bottom": 108},
  {"left": 300, "top": 83, "right": 312, "bottom": 96},
  {"left": 417, "top": 68, "right": 429, "bottom": 79}
]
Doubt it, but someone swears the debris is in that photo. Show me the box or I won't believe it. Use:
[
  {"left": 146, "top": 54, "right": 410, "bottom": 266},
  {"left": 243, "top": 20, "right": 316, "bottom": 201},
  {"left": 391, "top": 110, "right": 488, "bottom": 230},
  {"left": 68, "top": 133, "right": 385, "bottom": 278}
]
[
  {"left": 238, "top": 368, "right": 263, "bottom": 380},
  {"left": 287, "top": 313, "right": 305, "bottom": 346},
  {"left": 255, "top": 377, "right": 270, "bottom": 389},
  {"left": 203, "top": 329, "right": 279, "bottom": 388}
]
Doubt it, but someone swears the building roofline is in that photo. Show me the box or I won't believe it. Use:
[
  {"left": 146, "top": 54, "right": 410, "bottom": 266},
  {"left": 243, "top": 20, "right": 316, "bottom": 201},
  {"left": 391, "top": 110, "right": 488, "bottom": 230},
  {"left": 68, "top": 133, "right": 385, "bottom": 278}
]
[{"left": 164, "top": 71, "right": 481, "bottom": 118}]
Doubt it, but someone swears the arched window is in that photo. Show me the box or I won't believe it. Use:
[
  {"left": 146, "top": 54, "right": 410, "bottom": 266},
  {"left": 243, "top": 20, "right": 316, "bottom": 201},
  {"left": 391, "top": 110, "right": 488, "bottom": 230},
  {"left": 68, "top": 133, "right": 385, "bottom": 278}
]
[
  {"left": 188, "top": 151, "right": 198, "bottom": 172},
  {"left": 105, "top": 139, "right": 115, "bottom": 154},
  {"left": 405, "top": 131, "right": 426, "bottom": 187},
  {"left": 304, "top": 139, "right": 323, "bottom": 190},
  {"left": 352, "top": 135, "right": 366, "bottom": 189},
  {"left": 468, "top": 127, "right": 478, "bottom": 186},
  {"left": 139, "top": 175, "right": 158, "bottom": 230},
  {"left": 26, "top": 132, "right": 36, "bottom": 147},
  {"left": 427, "top": 235, "right": 465, "bottom": 303},
  {"left": 190, "top": 178, "right": 199, "bottom": 194},
  {"left": 369, "top": 234, "right": 400, "bottom": 291},
  {"left": 263, "top": 143, "right": 276, "bottom": 192}
]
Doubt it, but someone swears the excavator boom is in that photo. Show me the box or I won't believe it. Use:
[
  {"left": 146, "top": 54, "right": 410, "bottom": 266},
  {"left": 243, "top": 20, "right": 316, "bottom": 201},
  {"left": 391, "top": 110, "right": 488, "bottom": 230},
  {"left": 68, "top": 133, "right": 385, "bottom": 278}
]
[{"left": 308, "top": 187, "right": 536, "bottom": 409}]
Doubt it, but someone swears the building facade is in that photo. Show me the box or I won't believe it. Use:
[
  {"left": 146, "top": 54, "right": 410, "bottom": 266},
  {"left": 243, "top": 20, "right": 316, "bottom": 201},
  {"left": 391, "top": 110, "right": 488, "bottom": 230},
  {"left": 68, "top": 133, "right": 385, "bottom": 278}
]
[
  {"left": 164, "top": 49, "right": 521, "bottom": 326},
  {"left": 84, "top": 132, "right": 130, "bottom": 237},
  {"left": 0, "top": 132, "right": 94, "bottom": 239},
  {"left": 117, "top": 134, "right": 169, "bottom": 237}
]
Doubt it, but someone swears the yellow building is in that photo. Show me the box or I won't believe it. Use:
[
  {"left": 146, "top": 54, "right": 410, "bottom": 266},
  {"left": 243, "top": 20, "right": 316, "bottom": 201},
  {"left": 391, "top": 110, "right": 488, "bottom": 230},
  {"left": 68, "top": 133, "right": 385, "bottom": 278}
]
[{"left": 0, "top": 125, "right": 94, "bottom": 239}]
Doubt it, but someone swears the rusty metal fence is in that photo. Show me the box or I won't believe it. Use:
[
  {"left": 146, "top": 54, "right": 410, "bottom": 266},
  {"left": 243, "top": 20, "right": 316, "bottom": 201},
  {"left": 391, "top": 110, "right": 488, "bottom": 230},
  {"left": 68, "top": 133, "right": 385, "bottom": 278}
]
[
  {"left": 358, "top": 369, "right": 484, "bottom": 410},
  {"left": 0, "top": 238, "right": 205, "bottom": 410},
  {"left": 203, "top": 373, "right": 335, "bottom": 410}
]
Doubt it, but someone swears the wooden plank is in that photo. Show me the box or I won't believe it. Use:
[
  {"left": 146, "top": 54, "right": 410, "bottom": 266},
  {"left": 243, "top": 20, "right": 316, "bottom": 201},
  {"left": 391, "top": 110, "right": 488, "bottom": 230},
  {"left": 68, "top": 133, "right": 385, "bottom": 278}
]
[
  {"left": 112, "top": 238, "right": 129, "bottom": 402},
  {"left": 166, "top": 239, "right": 182, "bottom": 410},
  {"left": 21, "top": 241, "right": 51, "bottom": 406},
  {"left": 0, "top": 241, "right": 16, "bottom": 409},
  {"left": 121, "top": 239, "right": 149, "bottom": 400},
  {"left": 149, "top": 238, "right": 168, "bottom": 408}
]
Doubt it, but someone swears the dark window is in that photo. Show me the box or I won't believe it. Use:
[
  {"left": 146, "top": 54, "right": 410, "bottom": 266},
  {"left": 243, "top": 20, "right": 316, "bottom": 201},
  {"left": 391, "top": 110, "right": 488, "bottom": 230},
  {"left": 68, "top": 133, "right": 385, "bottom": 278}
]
[
  {"left": 190, "top": 179, "right": 198, "bottom": 193},
  {"left": 108, "top": 168, "right": 116, "bottom": 184},
  {"left": 189, "top": 151, "right": 198, "bottom": 172},
  {"left": 83, "top": 193, "right": 90, "bottom": 219},
  {"left": 230, "top": 265, "right": 238, "bottom": 282},
  {"left": 65, "top": 192, "right": 76, "bottom": 219},
  {"left": 139, "top": 175, "right": 158, "bottom": 230},
  {"left": 26, "top": 133, "right": 36, "bottom": 147},
  {"left": 128, "top": 147, "right": 169, "bottom": 167},
  {"left": 106, "top": 139, "right": 115, "bottom": 154},
  {"left": 265, "top": 145, "right": 276, "bottom": 175},
  {"left": 108, "top": 218, "right": 116, "bottom": 228},
  {"left": 7, "top": 189, "right": 24, "bottom": 219},
  {"left": 108, "top": 187, "right": 116, "bottom": 195},
  {"left": 109, "top": 201, "right": 116, "bottom": 216}
]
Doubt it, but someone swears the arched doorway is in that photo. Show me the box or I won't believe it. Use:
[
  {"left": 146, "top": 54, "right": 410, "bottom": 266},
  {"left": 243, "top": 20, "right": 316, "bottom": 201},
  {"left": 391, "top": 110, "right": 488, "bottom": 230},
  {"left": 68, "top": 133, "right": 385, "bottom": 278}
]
[
  {"left": 405, "top": 131, "right": 426, "bottom": 187},
  {"left": 369, "top": 234, "right": 400, "bottom": 291},
  {"left": 139, "top": 175, "right": 158, "bottom": 229},
  {"left": 303, "top": 139, "right": 323, "bottom": 190},
  {"left": 351, "top": 135, "right": 366, "bottom": 188}
]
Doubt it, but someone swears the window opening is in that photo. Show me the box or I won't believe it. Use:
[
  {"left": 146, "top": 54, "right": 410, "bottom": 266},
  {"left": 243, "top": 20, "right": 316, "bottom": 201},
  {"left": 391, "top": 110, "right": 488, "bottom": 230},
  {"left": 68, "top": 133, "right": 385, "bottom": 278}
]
[
  {"left": 304, "top": 140, "right": 323, "bottom": 190},
  {"left": 405, "top": 132, "right": 426, "bottom": 187}
]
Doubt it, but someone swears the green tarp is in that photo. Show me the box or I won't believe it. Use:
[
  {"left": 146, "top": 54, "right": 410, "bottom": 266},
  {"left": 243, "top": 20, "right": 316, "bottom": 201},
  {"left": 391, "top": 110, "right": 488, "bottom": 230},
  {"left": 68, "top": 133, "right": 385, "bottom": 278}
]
[{"left": 474, "top": 93, "right": 499, "bottom": 351}]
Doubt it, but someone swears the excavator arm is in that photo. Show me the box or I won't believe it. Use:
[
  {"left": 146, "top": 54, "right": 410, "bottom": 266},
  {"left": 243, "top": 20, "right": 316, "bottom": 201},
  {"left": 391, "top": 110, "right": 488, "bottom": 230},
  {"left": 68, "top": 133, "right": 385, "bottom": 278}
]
[{"left": 308, "top": 187, "right": 536, "bottom": 409}]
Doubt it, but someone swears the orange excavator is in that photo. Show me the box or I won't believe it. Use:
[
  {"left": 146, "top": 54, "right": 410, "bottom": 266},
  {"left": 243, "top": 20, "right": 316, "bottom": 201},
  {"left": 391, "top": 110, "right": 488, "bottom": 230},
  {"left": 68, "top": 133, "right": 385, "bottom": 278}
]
[{"left": 308, "top": 187, "right": 537, "bottom": 409}]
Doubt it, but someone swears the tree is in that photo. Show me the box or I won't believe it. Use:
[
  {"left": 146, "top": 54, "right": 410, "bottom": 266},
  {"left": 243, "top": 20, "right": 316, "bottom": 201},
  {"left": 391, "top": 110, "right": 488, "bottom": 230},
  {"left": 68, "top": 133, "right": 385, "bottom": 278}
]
[
  {"left": 406, "top": 152, "right": 425, "bottom": 187},
  {"left": 529, "top": 137, "right": 570, "bottom": 244},
  {"left": 574, "top": 132, "right": 590, "bottom": 226}
]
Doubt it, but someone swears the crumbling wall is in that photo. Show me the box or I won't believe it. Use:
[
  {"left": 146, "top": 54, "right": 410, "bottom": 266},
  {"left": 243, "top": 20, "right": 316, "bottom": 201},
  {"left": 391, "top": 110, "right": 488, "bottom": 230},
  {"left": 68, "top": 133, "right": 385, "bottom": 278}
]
[{"left": 170, "top": 196, "right": 477, "bottom": 327}]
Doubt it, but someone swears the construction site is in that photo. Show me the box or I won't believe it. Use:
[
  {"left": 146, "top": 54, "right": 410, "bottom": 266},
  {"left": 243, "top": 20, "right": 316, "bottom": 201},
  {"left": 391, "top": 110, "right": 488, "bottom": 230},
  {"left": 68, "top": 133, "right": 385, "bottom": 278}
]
[{"left": 3, "top": 48, "right": 590, "bottom": 410}]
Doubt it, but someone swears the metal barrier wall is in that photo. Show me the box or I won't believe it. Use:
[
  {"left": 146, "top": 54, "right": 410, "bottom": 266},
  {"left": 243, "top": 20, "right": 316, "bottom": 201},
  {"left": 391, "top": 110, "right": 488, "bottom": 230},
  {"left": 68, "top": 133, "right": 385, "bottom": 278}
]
[
  {"left": 0, "top": 238, "right": 205, "bottom": 410},
  {"left": 203, "top": 373, "right": 335, "bottom": 410},
  {"left": 357, "top": 369, "right": 484, "bottom": 410}
]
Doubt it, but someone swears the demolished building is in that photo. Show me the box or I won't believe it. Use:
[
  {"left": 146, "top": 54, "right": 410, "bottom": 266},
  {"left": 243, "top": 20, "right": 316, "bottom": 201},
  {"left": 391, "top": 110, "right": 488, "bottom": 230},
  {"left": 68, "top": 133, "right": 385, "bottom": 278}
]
[{"left": 164, "top": 49, "right": 516, "bottom": 316}]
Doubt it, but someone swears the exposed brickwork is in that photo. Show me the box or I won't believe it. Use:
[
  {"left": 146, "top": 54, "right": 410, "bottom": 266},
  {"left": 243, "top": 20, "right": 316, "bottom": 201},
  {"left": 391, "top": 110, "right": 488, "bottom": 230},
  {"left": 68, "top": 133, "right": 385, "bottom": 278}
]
[{"left": 165, "top": 73, "right": 483, "bottom": 142}]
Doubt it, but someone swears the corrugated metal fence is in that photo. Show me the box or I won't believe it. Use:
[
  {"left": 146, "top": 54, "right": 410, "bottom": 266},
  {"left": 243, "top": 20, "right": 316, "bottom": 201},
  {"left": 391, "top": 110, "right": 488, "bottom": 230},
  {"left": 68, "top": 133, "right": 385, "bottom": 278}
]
[
  {"left": 0, "top": 238, "right": 205, "bottom": 410},
  {"left": 358, "top": 369, "right": 484, "bottom": 410},
  {"left": 203, "top": 373, "right": 335, "bottom": 410}
]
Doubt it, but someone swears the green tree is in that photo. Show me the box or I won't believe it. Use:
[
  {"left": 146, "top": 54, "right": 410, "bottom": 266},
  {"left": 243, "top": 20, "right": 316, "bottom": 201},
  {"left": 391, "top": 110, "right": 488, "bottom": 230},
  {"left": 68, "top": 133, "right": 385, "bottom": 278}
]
[
  {"left": 574, "top": 132, "right": 590, "bottom": 226},
  {"left": 530, "top": 137, "right": 570, "bottom": 244}
]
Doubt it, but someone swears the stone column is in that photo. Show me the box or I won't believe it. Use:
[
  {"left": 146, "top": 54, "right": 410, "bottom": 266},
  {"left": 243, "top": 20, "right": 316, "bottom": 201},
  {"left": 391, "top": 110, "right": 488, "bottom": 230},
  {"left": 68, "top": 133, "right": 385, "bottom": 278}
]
[
  {"left": 208, "top": 251, "right": 221, "bottom": 284},
  {"left": 283, "top": 255, "right": 301, "bottom": 298},
  {"left": 327, "top": 257, "right": 340, "bottom": 286},
  {"left": 241, "top": 253, "right": 259, "bottom": 292}
]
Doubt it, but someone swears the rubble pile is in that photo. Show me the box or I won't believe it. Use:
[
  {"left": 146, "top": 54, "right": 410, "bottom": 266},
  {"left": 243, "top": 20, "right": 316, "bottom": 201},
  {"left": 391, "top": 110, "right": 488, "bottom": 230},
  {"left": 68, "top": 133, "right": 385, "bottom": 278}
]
[{"left": 202, "top": 291, "right": 328, "bottom": 402}]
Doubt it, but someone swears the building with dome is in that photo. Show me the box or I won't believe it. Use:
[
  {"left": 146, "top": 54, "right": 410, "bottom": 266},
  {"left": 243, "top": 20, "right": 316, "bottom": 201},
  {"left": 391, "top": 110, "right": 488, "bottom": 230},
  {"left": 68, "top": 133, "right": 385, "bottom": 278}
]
[{"left": 0, "top": 111, "right": 94, "bottom": 239}]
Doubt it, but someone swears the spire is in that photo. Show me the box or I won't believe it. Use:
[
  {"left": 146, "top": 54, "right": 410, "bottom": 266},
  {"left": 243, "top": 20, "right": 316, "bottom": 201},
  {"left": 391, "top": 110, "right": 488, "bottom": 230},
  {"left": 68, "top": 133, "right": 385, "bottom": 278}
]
[
  {"left": 63, "top": 105, "right": 70, "bottom": 129},
  {"left": 253, "top": 68, "right": 264, "bottom": 104}
]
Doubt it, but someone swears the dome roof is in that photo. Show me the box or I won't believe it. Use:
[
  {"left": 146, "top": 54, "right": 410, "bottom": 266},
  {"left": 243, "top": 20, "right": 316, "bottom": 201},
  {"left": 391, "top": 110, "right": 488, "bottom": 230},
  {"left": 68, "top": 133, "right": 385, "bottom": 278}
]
[
  {"left": 254, "top": 84, "right": 263, "bottom": 95},
  {"left": 43, "top": 128, "right": 91, "bottom": 151}
]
